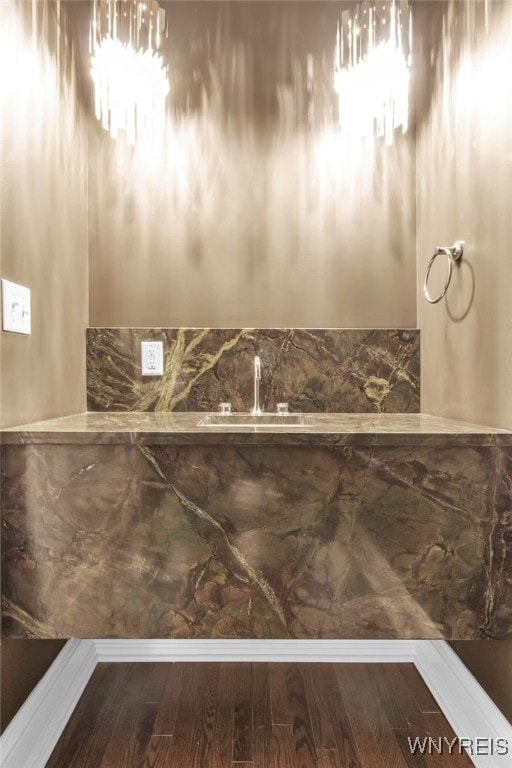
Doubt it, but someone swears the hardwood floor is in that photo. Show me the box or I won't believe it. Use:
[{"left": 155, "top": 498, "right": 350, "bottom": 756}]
[{"left": 45, "top": 663, "right": 473, "bottom": 767}]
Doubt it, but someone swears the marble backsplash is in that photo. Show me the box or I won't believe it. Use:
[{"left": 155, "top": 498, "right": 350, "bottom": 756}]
[{"left": 86, "top": 328, "right": 420, "bottom": 413}]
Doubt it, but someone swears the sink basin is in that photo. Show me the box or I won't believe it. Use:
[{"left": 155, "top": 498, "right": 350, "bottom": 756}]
[{"left": 197, "top": 413, "right": 308, "bottom": 427}]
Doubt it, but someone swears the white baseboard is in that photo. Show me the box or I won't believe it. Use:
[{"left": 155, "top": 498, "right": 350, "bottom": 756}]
[
  {"left": 0, "top": 639, "right": 97, "bottom": 768},
  {"left": 1, "top": 639, "right": 510, "bottom": 768},
  {"left": 94, "top": 638, "right": 417, "bottom": 663},
  {"left": 415, "top": 641, "right": 512, "bottom": 768}
]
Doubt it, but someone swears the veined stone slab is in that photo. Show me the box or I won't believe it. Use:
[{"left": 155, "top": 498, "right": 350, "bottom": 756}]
[
  {"left": 86, "top": 328, "right": 420, "bottom": 414},
  {"left": 2, "top": 438, "right": 510, "bottom": 640}
]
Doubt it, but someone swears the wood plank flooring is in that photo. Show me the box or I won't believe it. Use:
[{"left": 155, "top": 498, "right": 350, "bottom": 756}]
[{"left": 45, "top": 663, "right": 473, "bottom": 768}]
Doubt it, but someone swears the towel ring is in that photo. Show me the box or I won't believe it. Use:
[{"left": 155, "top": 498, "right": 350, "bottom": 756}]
[{"left": 424, "top": 241, "right": 464, "bottom": 304}]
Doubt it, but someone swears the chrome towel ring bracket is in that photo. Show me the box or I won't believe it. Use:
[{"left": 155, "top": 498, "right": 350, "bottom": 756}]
[{"left": 423, "top": 241, "right": 464, "bottom": 304}]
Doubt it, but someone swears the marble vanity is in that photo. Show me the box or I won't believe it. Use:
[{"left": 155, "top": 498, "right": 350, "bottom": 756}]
[
  {"left": 2, "top": 411, "right": 511, "bottom": 640},
  {"left": 2, "top": 328, "right": 510, "bottom": 640}
]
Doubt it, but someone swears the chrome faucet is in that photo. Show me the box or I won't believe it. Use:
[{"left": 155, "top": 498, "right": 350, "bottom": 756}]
[{"left": 250, "top": 355, "right": 263, "bottom": 416}]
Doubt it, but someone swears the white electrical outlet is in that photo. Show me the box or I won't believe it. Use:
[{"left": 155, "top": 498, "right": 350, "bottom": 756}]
[
  {"left": 1, "top": 279, "right": 31, "bottom": 334},
  {"left": 141, "top": 341, "right": 164, "bottom": 376}
]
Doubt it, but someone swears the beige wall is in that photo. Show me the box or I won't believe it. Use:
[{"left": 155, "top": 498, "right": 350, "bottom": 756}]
[
  {"left": 416, "top": 0, "right": 512, "bottom": 429},
  {"left": 0, "top": 0, "right": 89, "bottom": 430},
  {"left": 418, "top": 1, "right": 512, "bottom": 722},
  {"left": 0, "top": 0, "right": 88, "bottom": 731},
  {"left": 88, "top": 1, "right": 416, "bottom": 329}
]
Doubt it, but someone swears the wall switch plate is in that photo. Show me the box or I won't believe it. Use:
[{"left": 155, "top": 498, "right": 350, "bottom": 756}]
[
  {"left": 141, "top": 341, "right": 164, "bottom": 376},
  {"left": 1, "top": 279, "right": 31, "bottom": 334}
]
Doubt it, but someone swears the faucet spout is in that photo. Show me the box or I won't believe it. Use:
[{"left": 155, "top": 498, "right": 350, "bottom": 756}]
[{"left": 250, "top": 355, "right": 263, "bottom": 416}]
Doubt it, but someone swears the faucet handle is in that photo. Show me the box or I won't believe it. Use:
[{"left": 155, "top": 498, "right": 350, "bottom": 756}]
[
  {"left": 219, "top": 402, "right": 233, "bottom": 415},
  {"left": 276, "top": 402, "right": 289, "bottom": 415}
]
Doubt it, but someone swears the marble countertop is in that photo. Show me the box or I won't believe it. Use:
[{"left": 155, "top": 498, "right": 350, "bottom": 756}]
[{"left": 1, "top": 411, "right": 510, "bottom": 446}]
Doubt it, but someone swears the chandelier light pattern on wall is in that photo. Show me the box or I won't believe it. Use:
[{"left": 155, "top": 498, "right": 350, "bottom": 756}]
[
  {"left": 334, "top": 0, "right": 412, "bottom": 145},
  {"left": 90, "top": 0, "right": 169, "bottom": 143}
]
